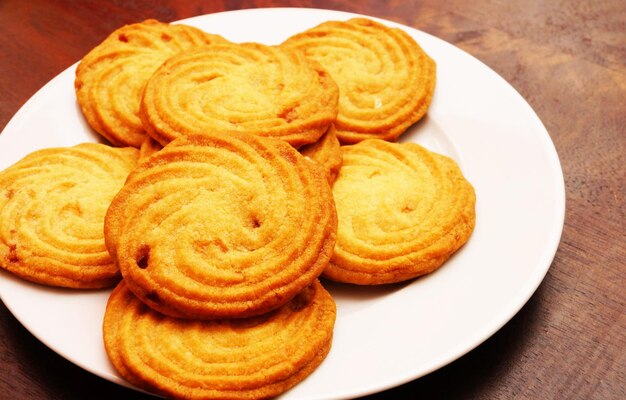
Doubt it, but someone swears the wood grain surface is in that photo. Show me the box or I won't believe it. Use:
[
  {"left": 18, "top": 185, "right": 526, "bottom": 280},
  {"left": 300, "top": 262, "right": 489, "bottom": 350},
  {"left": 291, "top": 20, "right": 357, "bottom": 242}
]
[{"left": 0, "top": 1, "right": 624, "bottom": 399}]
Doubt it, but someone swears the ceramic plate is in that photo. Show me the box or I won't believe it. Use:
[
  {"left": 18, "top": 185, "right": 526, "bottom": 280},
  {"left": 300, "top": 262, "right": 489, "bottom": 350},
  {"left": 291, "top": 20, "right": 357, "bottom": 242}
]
[{"left": 0, "top": 8, "right": 565, "bottom": 399}]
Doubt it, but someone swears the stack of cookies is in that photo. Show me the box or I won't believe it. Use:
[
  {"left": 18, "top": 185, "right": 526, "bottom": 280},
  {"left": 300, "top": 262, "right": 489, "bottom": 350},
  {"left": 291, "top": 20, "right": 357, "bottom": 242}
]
[{"left": 0, "top": 17, "right": 476, "bottom": 399}]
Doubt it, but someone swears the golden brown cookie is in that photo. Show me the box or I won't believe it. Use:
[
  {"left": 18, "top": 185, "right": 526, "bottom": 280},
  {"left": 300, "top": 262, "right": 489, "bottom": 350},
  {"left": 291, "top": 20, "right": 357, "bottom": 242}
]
[
  {"left": 75, "top": 19, "right": 227, "bottom": 148},
  {"left": 326, "top": 139, "right": 475, "bottom": 284},
  {"left": 104, "top": 280, "right": 336, "bottom": 400},
  {"left": 282, "top": 18, "right": 436, "bottom": 144},
  {"left": 299, "top": 124, "right": 343, "bottom": 185},
  {"left": 0, "top": 143, "right": 139, "bottom": 288},
  {"left": 104, "top": 133, "right": 337, "bottom": 319},
  {"left": 140, "top": 42, "right": 339, "bottom": 148}
]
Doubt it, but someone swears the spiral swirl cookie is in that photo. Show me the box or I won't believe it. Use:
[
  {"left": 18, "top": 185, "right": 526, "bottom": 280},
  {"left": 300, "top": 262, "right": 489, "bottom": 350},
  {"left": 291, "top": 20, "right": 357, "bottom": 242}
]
[
  {"left": 104, "top": 133, "right": 337, "bottom": 319},
  {"left": 282, "top": 18, "right": 436, "bottom": 144},
  {"left": 75, "top": 19, "right": 227, "bottom": 148},
  {"left": 140, "top": 42, "right": 339, "bottom": 148},
  {"left": 299, "top": 124, "right": 343, "bottom": 185},
  {"left": 0, "top": 143, "right": 139, "bottom": 288},
  {"left": 326, "top": 140, "right": 475, "bottom": 284},
  {"left": 104, "top": 280, "right": 335, "bottom": 399}
]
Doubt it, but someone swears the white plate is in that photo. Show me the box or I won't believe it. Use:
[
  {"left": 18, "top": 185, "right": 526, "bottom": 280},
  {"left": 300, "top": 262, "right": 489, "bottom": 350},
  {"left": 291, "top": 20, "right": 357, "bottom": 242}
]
[{"left": 0, "top": 8, "right": 565, "bottom": 400}]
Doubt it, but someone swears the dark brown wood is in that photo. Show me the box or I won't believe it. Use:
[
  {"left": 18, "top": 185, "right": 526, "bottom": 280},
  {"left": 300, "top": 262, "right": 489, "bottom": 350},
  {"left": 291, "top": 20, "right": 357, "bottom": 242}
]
[{"left": 0, "top": 0, "right": 624, "bottom": 399}]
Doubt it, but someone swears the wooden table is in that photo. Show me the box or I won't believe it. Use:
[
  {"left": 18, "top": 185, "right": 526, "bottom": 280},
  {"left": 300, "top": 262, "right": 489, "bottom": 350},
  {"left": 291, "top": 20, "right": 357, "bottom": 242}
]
[{"left": 0, "top": 1, "right": 624, "bottom": 399}]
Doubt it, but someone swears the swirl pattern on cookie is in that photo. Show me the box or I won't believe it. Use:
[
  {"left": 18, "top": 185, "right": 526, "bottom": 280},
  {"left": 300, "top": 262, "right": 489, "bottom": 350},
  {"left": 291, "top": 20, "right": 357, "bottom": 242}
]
[
  {"left": 0, "top": 144, "right": 139, "bottom": 288},
  {"left": 326, "top": 140, "right": 475, "bottom": 284},
  {"left": 140, "top": 42, "right": 339, "bottom": 148},
  {"left": 104, "top": 133, "right": 337, "bottom": 319},
  {"left": 75, "top": 19, "right": 227, "bottom": 147},
  {"left": 104, "top": 280, "right": 336, "bottom": 399},
  {"left": 282, "top": 18, "right": 436, "bottom": 144}
]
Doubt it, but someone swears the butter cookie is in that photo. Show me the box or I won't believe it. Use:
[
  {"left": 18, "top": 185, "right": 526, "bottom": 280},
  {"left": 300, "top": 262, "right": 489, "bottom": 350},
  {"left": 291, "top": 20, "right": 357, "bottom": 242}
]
[
  {"left": 326, "top": 140, "right": 475, "bottom": 284},
  {"left": 0, "top": 143, "right": 138, "bottom": 288},
  {"left": 104, "top": 280, "right": 336, "bottom": 400},
  {"left": 140, "top": 42, "right": 339, "bottom": 148},
  {"left": 283, "top": 18, "right": 436, "bottom": 144},
  {"left": 104, "top": 133, "right": 337, "bottom": 319},
  {"left": 75, "top": 19, "right": 227, "bottom": 147}
]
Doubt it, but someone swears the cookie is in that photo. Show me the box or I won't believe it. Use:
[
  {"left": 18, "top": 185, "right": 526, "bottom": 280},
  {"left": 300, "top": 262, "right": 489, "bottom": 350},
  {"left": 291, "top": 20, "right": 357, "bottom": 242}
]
[
  {"left": 104, "top": 279, "right": 336, "bottom": 399},
  {"left": 0, "top": 143, "right": 139, "bottom": 288},
  {"left": 299, "top": 123, "right": 343, "bottom": 185},
  {"left": 140, "top": 41, "right": 339, "bottom": 148},
  {"left": 104, "top": 132, "right": 337, "bottom": 319},
  {"left": 326, "top": 140, "right": 475, "bottom": 284},
  {"left": 75, "top": 19, "right": 227, "bottom": 148},
  {"left": 282, "top": 18, "right": 436, "bottom": 144}
]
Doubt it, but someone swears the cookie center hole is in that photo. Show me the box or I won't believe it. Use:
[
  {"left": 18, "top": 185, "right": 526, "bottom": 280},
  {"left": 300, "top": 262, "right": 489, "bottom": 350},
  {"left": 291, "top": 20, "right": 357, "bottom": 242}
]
[{"left": 136, "top": 246, "right": 150, "bottom": 269}]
